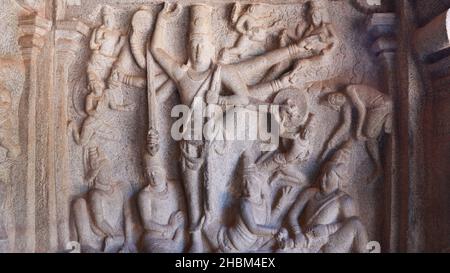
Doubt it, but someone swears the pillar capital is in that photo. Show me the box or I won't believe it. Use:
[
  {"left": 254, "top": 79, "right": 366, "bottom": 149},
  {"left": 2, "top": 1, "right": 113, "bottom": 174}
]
[
  {"left": 18, "top": 13, "right": 52, "bottom": 62},
  {"left": 55, "top": 19, "right": 90, "bottom": 60}
]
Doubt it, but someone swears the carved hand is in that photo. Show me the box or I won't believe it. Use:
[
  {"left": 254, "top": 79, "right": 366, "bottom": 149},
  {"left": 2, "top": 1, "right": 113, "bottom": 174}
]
[
  {"left": 280, "top": 71, "right": 296, "bottom": 89},
  {"left": 294, "top": 232, "right": 307, "bottom": 248},
  {"left": 279, "top": 186, "right": 294, "bottom": 205},
  {"left": 169, "top": 210, "right": 184, "bottom": 228},
  {"left": 298, "top": 34, "right": 330, "bottom": 55}
]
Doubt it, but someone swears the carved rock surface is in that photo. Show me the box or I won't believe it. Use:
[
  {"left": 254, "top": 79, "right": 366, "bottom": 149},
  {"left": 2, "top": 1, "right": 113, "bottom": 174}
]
[{"left": 0, "top": 0, "right": 447, "bottom": 253}]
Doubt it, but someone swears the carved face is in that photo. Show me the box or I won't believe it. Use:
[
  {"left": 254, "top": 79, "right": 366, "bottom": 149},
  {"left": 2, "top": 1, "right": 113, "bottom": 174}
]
[
  {"left": 103, "top": 13, "right": 115, "bottom": 29},
  {"left": 243, "top": 176, "right": 261, "bottom": 198},
  {"left": 319, "top": 168, "right": 340, "bottom": 193},
  {"left": 327, "top": 92, "right": 346, "bottom": 111},
  {"left": 189, "top": 36, "right": 215, "bottom": 72},
  {"left": 148, "top": 169, "right": 166, "bottom": 189},
  {"left": 311, "top": 10, "right": 323, "bottom": 26}
]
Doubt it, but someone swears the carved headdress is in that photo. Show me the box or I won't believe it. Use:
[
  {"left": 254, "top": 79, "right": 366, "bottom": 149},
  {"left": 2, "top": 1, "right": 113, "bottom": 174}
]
[{"left": 189, "top": 4, "right": 213, "bottom": 41}]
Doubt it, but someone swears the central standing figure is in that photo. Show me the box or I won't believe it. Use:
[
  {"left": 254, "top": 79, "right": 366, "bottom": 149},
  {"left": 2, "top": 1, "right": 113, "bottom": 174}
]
[{"left": 150, "top": 3, "right": 332, "bottom": 252}]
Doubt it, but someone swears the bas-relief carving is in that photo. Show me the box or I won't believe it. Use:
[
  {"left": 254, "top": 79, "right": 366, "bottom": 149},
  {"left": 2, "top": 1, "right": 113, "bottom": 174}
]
[
  {"left": 58, "top": 1, "right": 393, "bottom": 253},
  {"left": 72, "top": 146, "right": 136, "bottom": 253},
  {"left": 0, "top": 0, "right": 393, "bottom": 252}
]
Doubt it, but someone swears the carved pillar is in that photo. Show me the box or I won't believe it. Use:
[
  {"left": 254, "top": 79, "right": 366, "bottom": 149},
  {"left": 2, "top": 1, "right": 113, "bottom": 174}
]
[
  {"left": 54, "top": 20, "right": 89, "bottom": 251},
  {"left": 413, "top": 8, "right": 450, "bottom": 252},
  {"left": 396, "top": 0, "right": 427, "bottom": 252},
  {"left": 17, "top": 13, "right": 52, "bottom": 252},
  {"left": 367, "top": 13, "right": 399, "bottom": 253}
]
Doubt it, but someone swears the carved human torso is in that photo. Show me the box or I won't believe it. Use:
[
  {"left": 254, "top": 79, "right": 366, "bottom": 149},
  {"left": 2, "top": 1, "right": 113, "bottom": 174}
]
[
  {"left": 88, "top": 181, "right": 124, "bottom": 236},
  {"left": 140, "top": 182, "right": 178, "bottom": 230},
  {"left": 177, "top": 67, "right": 213, "bottom": 107}
]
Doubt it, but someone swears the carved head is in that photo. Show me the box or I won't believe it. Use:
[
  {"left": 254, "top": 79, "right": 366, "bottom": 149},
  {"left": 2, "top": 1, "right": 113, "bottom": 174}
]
[
  {"left": 242, "top": 164, "right": 264, "bottom": 199},
  {"left": 88, "top": 146, "right": 113, "bottom": 187},
  {"left": 0, "top": 85, "right": 12, "bottom": 110},
  {"left": 318, "top": 142, "right": 351, "bottom": 193},
  {"left": 102, "top": 5, "right": 115, "bottom": 28},
  {"left": 308, "top": 0, "right": 330, "bottom": 26},
  {"left": 148, "top": 167, "right": 166, "bottom": 189},
  {"left": 327, "top": 92, "right": 347, "bottom": 111},
  {"left": 189, "top": 4, "right": 215, "bottom": 72}
]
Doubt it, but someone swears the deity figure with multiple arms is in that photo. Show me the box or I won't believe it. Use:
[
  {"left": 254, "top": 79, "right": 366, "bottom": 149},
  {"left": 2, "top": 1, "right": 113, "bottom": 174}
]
[
  {"left": 263, "top": 0, "right": 337, "bottom": 84},
  {"left": 149, "top": 2, "right": 332, "bottom": 252},
  {"left": 0, "top": 85, "right": 20, "bottom": 158},
  {"left": 137, "top": 130, "right": 186, "bottom": 253},
  {"left": 322, "top": 85, "right": 393, "bottom": 181},
  {"left": 72, "top": 147, "right": 136, "bottom": 253},
  {"left": 287, "top": 143, "right": 369, "bottom": 253}
]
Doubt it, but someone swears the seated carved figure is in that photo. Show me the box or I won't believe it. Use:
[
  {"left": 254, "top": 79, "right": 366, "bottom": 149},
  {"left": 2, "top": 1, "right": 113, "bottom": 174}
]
[
  {"left": 287, "top": 143, "right": 369, "bottom": 253},
  {"left": 137, "top": 130, "right": 185, "bottom": 253},
  {"left": 216, "top": 152, "right": 294, "bottom": 253},
  {"left": 72, "top": 147, "right": 135, "bottom": 253}
]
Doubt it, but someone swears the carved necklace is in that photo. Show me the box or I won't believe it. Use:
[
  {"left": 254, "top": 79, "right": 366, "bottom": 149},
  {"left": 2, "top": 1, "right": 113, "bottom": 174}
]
[
  {"left": 149, "top": 183, "right": 169, "bottom": 198},
  {"left": 187, "top": 67, "right": 212, "bottom": 82}
]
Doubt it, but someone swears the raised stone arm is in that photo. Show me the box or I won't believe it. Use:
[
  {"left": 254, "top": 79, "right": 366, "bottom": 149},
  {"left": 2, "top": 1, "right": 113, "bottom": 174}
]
[
  {"left": 345, "top": 87, "right": 366, "bottom": 140},
  {"left": 232, "top": 34, "right": 331, "bottom": 83},
  {"left": 150, "top": 4, "right": 185, "bottom": 81}
]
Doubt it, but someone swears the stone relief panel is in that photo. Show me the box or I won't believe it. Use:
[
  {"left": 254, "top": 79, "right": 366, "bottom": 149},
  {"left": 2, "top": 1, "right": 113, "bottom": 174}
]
[
  {"left": 59, "top": 0, "right": 390, "bottom": 253},
  {"left": 0, "top": 0, "right": 421, "bottom": 253}
]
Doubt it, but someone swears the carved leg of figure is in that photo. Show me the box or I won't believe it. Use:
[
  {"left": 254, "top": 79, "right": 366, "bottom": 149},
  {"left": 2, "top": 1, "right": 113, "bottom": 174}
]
[
  {"left": 72, "top": 198, "right": 104, "bottom": 252},
  {"left": 366, "top": 139, "right": 383, "bottom": 183},
  {"left": 180, "top": 141, "right": 205, "bottom": 253},
  {"left": 184, "top": 169, "right": 204, "bottom": 253},
  {"left": 321, "top": 218, "right": 369, "bottom": 253}
]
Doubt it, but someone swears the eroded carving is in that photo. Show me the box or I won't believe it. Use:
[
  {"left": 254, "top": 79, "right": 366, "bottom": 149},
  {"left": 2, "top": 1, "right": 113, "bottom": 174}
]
[
  {"left": 72, "top": 147, "right": 136, "bottom": 252},
  {"left": 138, "top": 131, "right": 186, "bottom": 253},
  {"left": 322, "top": 85, "right": 393, "bottom": 181},
  {"left": 220, "top": 3, "right": 278, "bottom": 63},
  {"left": 286, "top": 142, "right": 369, "bottom": 253}
]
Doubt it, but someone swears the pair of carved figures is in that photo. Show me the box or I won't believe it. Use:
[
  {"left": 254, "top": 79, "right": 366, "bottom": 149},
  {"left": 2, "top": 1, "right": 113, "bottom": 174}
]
[
  {"left": 212, "top": 142, "right": 368, "bottom": 253},
  {"left": 71, "top": 1, "right": 392, "bottom": 253}
]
